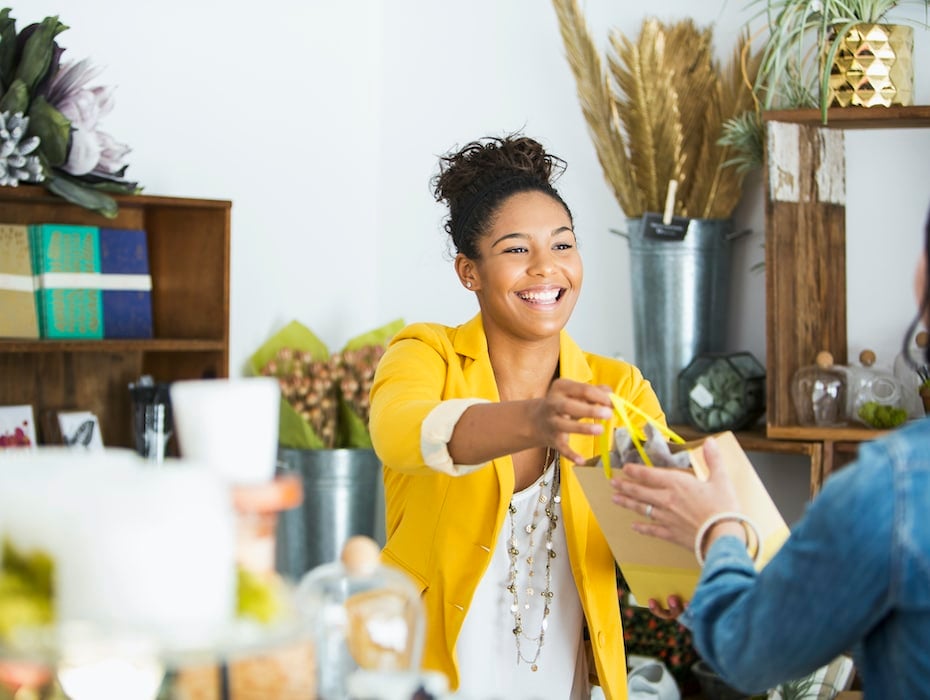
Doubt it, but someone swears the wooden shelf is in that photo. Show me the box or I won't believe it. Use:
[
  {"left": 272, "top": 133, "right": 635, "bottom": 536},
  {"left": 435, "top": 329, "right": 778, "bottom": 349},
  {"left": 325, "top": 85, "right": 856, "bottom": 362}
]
[
  {"left": 766, "top": 424, "right": 886, "bottom": 442},
  {"left": 761, "top": 105, "right": 930, "bottom": 494},
  {"left": 672, "top": 424, "right": 827, "bottom": 496},
  {"left": 763, "top": 105, "right": 930, "bottom": 129},
  {"left": 0, "top": 186, "right": 231, "bottom": 449},
  {"left": 0, "top": 339, "right": 226, "bottom": 353}
]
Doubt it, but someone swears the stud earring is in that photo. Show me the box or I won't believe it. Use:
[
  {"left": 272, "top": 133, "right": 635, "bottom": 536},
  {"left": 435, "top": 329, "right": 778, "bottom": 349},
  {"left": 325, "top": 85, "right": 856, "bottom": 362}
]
[{"left": 466, "top": 281, "right": 472, "bottom": 288}]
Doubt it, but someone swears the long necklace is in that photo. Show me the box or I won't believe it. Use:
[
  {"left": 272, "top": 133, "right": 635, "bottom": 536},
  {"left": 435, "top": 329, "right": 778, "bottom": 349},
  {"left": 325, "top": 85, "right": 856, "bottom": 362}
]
[{"left": 507, "top": 447, "right": 561, "bottom": 672}]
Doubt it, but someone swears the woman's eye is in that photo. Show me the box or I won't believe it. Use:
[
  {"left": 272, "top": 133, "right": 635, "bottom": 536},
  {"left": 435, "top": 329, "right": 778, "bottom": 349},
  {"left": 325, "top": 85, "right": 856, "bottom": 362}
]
[
  {"left": 554, "top": 242, "right": 574, "bottom": 251},
  {"left": 504, "top": 246, "right": 528, "bottom": 254}
]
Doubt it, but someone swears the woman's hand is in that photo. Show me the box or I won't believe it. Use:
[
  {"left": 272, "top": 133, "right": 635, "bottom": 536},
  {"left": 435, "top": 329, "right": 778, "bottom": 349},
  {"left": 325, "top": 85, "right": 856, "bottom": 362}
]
[
  {"left": 610, "top": 437, "right": 743, "bottom": 551},
  {"left": 532, "top": 379, "right": 614, "bottom": 464}
]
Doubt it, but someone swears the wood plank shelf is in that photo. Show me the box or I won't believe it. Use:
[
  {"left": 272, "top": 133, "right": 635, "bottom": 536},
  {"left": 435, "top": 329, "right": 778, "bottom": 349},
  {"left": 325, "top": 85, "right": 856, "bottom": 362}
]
[
  {"left": 672, "top": 424, "right": 826, "bottom": 497},
  {"left": 760, "top": 106, "right": 930, "bottom": 493},
  {"left": 764, "top": 105, "right": 930, "bottom": 129},
  {"left": 0, "top": 187, "right": 231, "bottom": 449},
  {"left": 0, "top": 339, "right": 227, "bottom": 353}
]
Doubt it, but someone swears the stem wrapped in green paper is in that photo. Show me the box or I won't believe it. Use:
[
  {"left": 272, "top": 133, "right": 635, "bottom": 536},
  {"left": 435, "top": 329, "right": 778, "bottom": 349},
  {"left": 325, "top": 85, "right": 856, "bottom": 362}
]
[{"left": 248, "top": 319, "right": 403, "bottom": 449}]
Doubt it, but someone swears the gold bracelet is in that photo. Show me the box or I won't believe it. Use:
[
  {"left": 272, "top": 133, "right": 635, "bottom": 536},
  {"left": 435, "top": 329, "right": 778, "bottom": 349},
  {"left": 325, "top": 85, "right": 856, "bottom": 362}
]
[{"left": 694, "top": 511, "right": 762, "bottom": 567}]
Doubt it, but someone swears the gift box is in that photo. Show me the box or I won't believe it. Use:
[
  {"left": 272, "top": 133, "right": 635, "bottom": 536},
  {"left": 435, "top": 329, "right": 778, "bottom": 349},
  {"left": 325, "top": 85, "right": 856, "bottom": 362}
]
[
  {"left": 98, "top": 228, "right": 154, "bottom": 339},
  {"left": 29, "top": 223, "right": 103, "bottom": 339},
  {"left": 574, "top": 396, "right": 790, "bottom": 605},
  {"left": 0, "top": 224, "right": 39, "bottom": 338}
]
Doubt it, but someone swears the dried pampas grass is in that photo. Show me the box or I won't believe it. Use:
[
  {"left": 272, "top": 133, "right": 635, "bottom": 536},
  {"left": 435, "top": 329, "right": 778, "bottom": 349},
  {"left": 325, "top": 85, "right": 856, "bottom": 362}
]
[{"left": 553, "top": 0, "right": 758, "bottom": 219}]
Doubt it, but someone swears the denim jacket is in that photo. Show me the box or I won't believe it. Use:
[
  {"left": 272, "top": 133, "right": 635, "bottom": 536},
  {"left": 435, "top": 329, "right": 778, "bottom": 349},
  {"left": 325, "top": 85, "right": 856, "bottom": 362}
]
[{"left": 681, "top": 418, "right": 930, "bottom": 699}]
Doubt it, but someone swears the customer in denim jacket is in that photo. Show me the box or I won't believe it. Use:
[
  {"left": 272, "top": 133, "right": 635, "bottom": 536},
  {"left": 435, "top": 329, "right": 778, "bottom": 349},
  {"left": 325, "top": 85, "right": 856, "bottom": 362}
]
[{"left": 610, "top": 206, "right": 930, "bottom": 699}]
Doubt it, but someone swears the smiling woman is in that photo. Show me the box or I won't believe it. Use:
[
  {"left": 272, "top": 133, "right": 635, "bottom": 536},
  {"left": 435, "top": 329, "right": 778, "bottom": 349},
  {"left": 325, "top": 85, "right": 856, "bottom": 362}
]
[{"left": 368, "top": 133, "right": 669, "bottom": 699}]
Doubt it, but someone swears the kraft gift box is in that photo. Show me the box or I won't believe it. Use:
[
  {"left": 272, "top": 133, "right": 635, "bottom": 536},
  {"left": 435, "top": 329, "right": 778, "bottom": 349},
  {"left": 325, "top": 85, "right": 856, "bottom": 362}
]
[
  {"left": 29, "top": 223, "right": 103, "bottom": 339},
  {"left": 98, "top": 228, "right": 154, "bottom": 339},
  {"left": 0, "top": 224, "right": 39, "bottom": 338},
  {"left": 575, "top": 431, "right": 790, "bottom": 606}
]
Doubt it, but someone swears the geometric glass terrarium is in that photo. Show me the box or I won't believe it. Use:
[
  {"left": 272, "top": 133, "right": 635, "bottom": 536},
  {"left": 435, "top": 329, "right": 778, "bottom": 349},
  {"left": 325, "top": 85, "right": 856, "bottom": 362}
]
[{"left": 678, "top": 352, "right": 766, "bottom": 432}]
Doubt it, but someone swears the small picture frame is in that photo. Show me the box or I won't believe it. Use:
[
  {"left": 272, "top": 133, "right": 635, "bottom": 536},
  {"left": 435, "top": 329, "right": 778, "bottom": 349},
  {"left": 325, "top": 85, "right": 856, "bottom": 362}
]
[
  {"left": 56, "top": 411, "right": 105, "bottom": 450},
  {"left": 0, "top": 404, "right": 37, "bottom": 448}
]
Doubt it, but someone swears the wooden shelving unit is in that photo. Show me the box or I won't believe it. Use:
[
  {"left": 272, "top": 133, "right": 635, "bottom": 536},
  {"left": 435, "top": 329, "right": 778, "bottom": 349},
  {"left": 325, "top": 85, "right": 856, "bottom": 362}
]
[
  {"left": 761, "top": 105, "right": 930, "bottom": 489},
  {"left": 0, "top": 186, "right": 230, "bottom": 449}
]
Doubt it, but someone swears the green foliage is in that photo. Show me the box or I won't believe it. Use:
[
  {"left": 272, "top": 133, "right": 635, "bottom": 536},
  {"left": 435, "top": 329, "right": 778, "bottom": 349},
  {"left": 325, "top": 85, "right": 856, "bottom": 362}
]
[{"left": 857, "top": 401, "right": 908, "bottom": 428}]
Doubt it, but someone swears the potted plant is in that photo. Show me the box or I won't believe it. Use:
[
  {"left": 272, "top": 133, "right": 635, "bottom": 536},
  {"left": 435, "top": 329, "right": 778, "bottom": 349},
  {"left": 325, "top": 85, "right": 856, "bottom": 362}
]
[
  {"left": 720, "top": 0, "right": 928, "bottom": 171},
  {"left": 248, "top": 319, "right": 403, "bottom": 579}
]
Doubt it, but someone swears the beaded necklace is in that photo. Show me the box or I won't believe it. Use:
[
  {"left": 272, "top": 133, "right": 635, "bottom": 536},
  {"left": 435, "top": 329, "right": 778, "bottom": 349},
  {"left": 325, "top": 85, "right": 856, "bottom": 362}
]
[{"left": 506, "top": 447, "right": 561, "bottom": 672}]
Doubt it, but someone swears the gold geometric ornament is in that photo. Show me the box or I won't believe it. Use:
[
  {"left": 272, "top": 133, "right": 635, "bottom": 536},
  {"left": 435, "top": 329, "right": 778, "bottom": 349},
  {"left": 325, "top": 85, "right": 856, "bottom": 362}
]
[{"left": 828, "top": 23, "right": 914, "bottom": 108}]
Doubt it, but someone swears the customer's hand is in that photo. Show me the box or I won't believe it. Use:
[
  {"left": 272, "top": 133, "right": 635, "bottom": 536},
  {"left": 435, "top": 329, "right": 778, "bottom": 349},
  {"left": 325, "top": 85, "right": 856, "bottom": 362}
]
[
  {"left": 647, "top": 595, "right": 686, "bottom": 621},
  {"left": 609, "top": 437, "right": 743, "bottom": 551},
  {"left": 532, "top": 379, "right": 614, "bottom": 464}
]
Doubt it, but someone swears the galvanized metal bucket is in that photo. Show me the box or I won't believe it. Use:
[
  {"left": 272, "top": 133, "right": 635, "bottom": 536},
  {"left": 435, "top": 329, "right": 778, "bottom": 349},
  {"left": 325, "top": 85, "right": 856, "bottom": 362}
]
[
  {"left": 275, "top": 447, "right": 385, "bottom": 581},
  {"left": 620, "top": 218, "right": 738, "bottom": 424}
]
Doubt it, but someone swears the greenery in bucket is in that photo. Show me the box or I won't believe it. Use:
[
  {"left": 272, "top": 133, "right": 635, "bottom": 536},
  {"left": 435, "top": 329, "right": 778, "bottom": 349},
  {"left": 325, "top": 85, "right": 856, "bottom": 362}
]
[{"left": 249, "top": 319, "right": 403, "bottom": 450}]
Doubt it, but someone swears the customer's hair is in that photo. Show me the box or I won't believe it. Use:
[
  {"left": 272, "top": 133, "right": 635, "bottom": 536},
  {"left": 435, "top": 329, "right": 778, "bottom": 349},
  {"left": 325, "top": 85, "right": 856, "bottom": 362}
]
[
  {"left": 903, "top": 204, "right": 930, "bottom": 366},
  {"left": 431, "top": 134, "right": 572, "bottom": 259}
]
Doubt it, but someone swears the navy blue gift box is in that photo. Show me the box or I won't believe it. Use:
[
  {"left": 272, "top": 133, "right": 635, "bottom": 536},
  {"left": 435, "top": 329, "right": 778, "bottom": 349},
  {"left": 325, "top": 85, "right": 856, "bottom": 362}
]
[{"left": 98, "top": 228, "right": 154, "bottom": 339}]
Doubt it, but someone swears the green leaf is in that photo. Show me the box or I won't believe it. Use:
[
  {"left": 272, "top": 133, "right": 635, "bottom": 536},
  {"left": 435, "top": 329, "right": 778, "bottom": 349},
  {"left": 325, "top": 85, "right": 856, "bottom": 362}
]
[
  {"left": 0, "top": 8, "right": 16, "bottom": 92},
  {"left": 340, "top": 399, "right": 373, "bottom": 449},
  {"left": 0, "top": 77, "right": 27, "bottom": 114},
  {"left": 26, "top": 95, "right": 70, "bottom": 166},
  {"left": 46, "top": 174, "right": 119, "bottom": 219},
  {"left": 14, "top": 15, "right": 67, "bottom": 95},
  {"left": 278, "top": 397, "right": 325, "bottom": 450}
]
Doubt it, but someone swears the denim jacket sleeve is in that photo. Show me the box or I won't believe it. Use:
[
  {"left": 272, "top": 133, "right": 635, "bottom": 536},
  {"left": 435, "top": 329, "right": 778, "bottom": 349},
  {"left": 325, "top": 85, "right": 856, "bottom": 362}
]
[{"left": 679, "top": 450, "right": 896, "bottom": 694}]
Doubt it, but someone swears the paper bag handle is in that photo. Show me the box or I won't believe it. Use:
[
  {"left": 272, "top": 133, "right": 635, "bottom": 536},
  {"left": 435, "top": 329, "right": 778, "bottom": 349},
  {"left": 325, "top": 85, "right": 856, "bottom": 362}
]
[{"left": 600, "top": 393, "right": 685, "bottom": 478}]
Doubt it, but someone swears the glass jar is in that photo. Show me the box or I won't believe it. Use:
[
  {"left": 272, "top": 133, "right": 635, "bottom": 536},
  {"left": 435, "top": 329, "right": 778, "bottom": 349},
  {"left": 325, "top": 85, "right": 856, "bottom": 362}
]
[
  {"left": 790, "top": 351, "right": 847, "bottom": 427},
  {"left": 294, "top": 536, "right": 426, "bottom": 699},
  {"left": 678, "top": 352, "right": 766, "bottom": 432},
  {"left": 845, "top": 349, "right": 908, "bottom": 428},
  {"left": 893, "top": 330, "right": 930, "bottom": 417}
]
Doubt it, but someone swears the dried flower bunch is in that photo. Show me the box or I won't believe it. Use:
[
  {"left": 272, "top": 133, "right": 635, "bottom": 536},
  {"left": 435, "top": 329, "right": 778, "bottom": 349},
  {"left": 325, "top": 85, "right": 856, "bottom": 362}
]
[
  {"left": 552, "top": 0, "right": 759, "bottom": 219},
  {"left": 248, "top": 319, "right": 403, "bottom": 450},
  {"left": 0, "top": 8, "right": 140, "bottom": 217},
  {"left": 260, "top": 344, "right": 386, "bottom": 449}
]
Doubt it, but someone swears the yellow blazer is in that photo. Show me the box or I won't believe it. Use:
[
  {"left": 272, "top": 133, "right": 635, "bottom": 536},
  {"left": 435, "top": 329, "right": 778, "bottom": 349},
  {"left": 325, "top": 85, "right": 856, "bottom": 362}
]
[{"left": 369, "top": 314, "right": 665, "bottom": 699}]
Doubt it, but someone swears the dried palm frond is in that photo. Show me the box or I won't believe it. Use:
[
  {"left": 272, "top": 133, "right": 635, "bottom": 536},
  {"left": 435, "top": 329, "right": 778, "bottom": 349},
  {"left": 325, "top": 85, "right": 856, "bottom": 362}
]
[
  {"left": 552, "top": 0, "right": 642, "bottom": 215},
  {"left": 552, "top": 0, "right": 759, "bottom": 219}
]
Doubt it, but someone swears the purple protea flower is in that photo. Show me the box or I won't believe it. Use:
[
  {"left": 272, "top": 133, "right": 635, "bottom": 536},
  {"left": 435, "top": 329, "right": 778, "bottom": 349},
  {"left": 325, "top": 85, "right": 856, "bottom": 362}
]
[{"left": 46, "top": 58, "right": 130, "bottom": 177}]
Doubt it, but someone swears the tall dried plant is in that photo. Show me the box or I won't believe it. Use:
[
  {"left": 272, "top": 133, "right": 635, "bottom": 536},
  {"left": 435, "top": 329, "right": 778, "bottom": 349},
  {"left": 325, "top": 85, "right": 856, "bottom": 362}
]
[{"left": 552, "top": 0, "right": 758, "bottom": 220}]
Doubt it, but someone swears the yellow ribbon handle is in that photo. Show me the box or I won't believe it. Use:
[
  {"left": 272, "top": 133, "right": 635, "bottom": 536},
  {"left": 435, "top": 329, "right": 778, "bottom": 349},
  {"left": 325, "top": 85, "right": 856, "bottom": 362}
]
[{"left": 600, "top": 393, "right": 684, "bottom": 479}]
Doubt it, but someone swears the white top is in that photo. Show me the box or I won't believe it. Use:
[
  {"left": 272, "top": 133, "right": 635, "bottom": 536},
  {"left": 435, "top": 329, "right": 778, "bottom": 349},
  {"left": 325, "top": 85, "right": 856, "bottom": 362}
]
[{"left": 454, "top": 460, "right": 588, "bottom": 700}]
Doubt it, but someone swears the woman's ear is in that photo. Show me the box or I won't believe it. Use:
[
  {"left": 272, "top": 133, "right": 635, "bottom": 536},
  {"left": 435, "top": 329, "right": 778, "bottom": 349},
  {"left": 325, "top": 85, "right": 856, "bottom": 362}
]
[{"left": 455, "top": 253, "right": 478, "bottom": 291}]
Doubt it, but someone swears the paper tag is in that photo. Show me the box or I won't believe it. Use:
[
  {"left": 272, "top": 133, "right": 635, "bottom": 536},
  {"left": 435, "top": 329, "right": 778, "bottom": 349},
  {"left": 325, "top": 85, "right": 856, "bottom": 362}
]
[
  {"left": 641, "top": 212, "right": 690, "bottom": 241},
  {"left": 689, "top": 383, "right": 715, "bottom": 409}
]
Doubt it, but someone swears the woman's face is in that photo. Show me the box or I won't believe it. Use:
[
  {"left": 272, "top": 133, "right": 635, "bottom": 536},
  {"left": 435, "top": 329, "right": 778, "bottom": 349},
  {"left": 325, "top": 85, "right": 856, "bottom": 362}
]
[{"left": 461, "top": 190, "right": 582, "bottom": 343}]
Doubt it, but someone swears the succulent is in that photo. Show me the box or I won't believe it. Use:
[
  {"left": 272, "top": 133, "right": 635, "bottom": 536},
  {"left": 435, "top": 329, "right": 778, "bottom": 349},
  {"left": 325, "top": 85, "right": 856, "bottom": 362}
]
[{"left": 0, "top": 110, "right": 43, "bottom": 185}]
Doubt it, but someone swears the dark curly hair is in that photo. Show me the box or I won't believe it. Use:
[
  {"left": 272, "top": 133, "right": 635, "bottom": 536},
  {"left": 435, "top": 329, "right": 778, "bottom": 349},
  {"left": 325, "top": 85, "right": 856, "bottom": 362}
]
[
  {"left": 431, "top": 134, "right": 573, "bottom": 259},
  {"left": 903, "top": 205, "right": 930, "bottom": 367}
]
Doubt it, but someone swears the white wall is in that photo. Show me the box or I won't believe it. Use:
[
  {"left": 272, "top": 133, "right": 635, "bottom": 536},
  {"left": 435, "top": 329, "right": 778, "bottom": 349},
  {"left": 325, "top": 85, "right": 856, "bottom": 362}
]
[{"left": 20, "top": 1, "right": 930, "bottom": 521}]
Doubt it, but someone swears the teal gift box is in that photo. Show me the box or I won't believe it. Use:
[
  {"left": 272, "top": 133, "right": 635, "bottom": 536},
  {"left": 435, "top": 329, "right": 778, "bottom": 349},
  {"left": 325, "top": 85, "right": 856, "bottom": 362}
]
[{"left": 29, "top": 224, "right": 103, "bottom": 339}]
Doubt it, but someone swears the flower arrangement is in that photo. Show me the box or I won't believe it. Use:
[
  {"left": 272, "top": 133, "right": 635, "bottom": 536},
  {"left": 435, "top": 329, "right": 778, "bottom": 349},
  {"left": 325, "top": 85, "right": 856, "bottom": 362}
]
[
  {"left": 552, "top": 0, "right": 760, "bottom": 220},
  {"left": 0, "top": 8, "right": 140, "bottom": 218},
  {"left": 248, "top": 319, "right": 403, "bottom": 450}
]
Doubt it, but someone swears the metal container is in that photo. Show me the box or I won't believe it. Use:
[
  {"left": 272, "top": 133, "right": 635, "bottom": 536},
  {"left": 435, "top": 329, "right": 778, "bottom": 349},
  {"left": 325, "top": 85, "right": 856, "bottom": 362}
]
[
  {"left": 621, "top": 218, "right": 736, "bottom": 424},
  {"left": 275, "top": 447, "right": 385, "bottom": 581}
]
